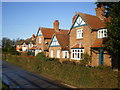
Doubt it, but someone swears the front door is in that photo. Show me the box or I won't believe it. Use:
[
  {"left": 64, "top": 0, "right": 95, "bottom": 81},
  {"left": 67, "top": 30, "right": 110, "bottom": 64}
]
[{"left": 99, "top": 50, "right": 104, "bottom": 65}]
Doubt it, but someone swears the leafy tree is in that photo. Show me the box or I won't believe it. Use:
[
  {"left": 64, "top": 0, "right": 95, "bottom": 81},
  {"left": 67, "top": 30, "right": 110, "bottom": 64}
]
[
  {"left": 2, "top": 37, "right": 24, "bottom": 53},
  {"left": 96, "top": 2, "right": 120, "bottom": 69}
]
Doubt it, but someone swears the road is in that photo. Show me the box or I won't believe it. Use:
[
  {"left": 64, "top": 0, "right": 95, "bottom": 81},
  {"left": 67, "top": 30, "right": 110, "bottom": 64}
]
[{"left": 2, "top": 60, "right": 71, "bottom": 89}]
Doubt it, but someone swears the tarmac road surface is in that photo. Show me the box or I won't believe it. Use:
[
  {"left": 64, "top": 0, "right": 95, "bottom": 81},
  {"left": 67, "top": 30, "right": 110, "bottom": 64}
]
[{"left": 2, "top": 60, "right": 72, "bottom": 89}]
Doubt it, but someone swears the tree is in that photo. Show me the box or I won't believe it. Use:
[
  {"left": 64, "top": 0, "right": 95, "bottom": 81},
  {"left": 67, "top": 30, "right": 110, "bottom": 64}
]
[
  {"left": 96, "top": 2, "right": 120, "bottom": 69},
  {"left": 2, "top": 37, "right": 24, "bottom": 53}
]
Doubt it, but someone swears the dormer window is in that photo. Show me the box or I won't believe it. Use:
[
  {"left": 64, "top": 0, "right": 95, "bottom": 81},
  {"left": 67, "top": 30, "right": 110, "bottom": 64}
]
[
  {"left": 98, "top": 29, "right": 107, "bottom": 38},
  {"left": 76, "top": 29, "right": 83, "bottom": 39}
]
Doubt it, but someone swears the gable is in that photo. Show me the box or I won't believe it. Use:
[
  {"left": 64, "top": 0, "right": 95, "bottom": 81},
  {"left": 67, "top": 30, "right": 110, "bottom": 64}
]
[
  {"left": 49, "top": 35, "right": 60, "bottom": 47},
  {"left": 72, "top": 15, "right": 87, "bottom": 28},
  {"left": 37, "top": 29, "right": 43, "bottom": 36}
]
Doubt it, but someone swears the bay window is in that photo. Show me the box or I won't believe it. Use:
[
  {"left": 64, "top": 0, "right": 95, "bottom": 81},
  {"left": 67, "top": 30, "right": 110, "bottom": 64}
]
[{"left": 71, "top": 49, "right": 84, "bottom": 60}]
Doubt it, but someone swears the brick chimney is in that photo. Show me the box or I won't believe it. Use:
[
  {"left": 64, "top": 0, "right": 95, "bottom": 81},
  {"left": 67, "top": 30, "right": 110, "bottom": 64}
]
[
  {"left": 32, "top": 34, "right": 35, "bottom": 40},
  {"left": 95, "top": 4, "right": 106, "bottom": 20},
  {"left": 53, "top": 20, "right": 59, "bottom": 32}
]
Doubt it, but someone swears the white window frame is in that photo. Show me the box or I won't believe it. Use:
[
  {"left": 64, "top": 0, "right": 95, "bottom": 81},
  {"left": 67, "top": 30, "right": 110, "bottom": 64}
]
[
  {"left": 76, "top": 29, "right": 83, "bottom": 39},
  {"left": 98, "top": 29, "right": 107, "bottom": 38},
  {"left": 50, "top": 50, "right": 53, "bottom": 58},
  {"left": 62, "top": 51, "right": 69, "bottom": 58},
  {"left": 29, "top": 44, "right": 33, "bottom": 48},
  {"left": 71, "top": 49, "right": 84, "bottom": 60},
  {"left": 38, "top": 37, "right": 42, "bottom": 44}
]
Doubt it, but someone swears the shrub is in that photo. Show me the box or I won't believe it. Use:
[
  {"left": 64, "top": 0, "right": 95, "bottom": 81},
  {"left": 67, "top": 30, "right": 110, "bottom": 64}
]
[
  {"left": 80, "top": 53, "right": 91, "bottom": 66},
  {"left": 96, "top": 65, "right": 112, "bottom": 70},
  {"left": 11, "top": 51, "right": 20, "bottom": 55},
  {"left": 35, "top": 52, "right": 48, "bottom": 61},
  {"left": 27, "top": 51, "right": 35, "bottom": 56},
  {"left": 20, "top": 52, "right": 28, "bottom": 56},
  {"left": 47, "top": 58, "right": 58, "bottom": 61}
]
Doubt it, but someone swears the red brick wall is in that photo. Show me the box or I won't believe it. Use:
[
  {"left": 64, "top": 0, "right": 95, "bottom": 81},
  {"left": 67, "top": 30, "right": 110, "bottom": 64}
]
[{"left": 69, "top": 25, "right": 91, "bottom": 56}]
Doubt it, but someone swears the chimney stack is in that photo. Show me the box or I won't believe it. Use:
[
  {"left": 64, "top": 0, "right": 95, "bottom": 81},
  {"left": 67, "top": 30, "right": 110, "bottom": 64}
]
[
  {"left": 53, "top": 20, "right": 59, "bottom": 32},
  {"left": 32, "top": 34, "right": 35, "bottom": 40},
  {"left": 95, "top": 4, "right": 106, "bottom": 20}
]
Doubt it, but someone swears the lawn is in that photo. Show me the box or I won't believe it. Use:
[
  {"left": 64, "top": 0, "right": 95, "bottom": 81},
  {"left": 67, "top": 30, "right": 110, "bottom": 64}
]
[{"left": 2, "top": 53, "right": 119, "bottom": 88}]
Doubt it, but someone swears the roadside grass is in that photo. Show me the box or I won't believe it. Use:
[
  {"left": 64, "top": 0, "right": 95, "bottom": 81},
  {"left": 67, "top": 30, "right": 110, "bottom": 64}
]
[
  {"left": 1, "top": 82, "right": 9, "bottom": 90},
  {"left": 2, "top": 53, "right": 119, "bottom": 88}
]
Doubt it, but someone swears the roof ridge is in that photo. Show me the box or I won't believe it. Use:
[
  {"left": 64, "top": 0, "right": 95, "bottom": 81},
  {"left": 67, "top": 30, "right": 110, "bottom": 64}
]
[{"left": 78, "top": 12, "right": 97, "bottom": 17}]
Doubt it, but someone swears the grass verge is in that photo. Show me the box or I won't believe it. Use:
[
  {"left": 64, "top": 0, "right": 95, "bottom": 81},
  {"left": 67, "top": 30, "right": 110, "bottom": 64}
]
[{"left": 2, "top": 53, "right": 119, "bottom": 88}]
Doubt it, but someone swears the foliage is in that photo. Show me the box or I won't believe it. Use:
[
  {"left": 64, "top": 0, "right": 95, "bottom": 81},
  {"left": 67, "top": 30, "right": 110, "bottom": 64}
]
[
  {"left": 95, "top": 2, "right": 120, "bottom": 69},
  {"left": 80, "top": 53, "right": 91, "bottom": 66},
  {"left": 2, "top": 37, "right": 24, "bottom": 54},
  {"left": 35, "top": 52, "right": 48, "bottom": 61},
  {"left": 2, "top": 82, "right": 9, "bottom": 90},
  {"left": 5, "top": 54, "right": 118, "bottom": 88},
  {"left": 27, "top": 51, "right": 35, "bottom": 56}
]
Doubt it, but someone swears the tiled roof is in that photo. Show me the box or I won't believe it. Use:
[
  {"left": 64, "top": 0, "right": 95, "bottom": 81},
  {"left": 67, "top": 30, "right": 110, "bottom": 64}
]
[
  {"left": 78, "top": 12, "right": 106, "bottom": 30},
  {"left": 16, "top": 37, "right": 36, "bottom": 45},
  {"left": 77, "top": 12, "right": 105, "bottom": 30},
  {"left": 40, "top": 27, "right": 69, "bottom": 38},
  {"left": 91, "top": 39, "right": 105, "bottom": 48},
  {"left": 71, "top": 42, "right": 84, "bottom": 48},
  {"left": 56, "top": 33, "right": 69, "bottom": 50},
  {"left": 30, "top": 46, "right": 41, "bottom": 50},
  {"left": 40, "top": 27, "right": 55, "bottom": 38}
]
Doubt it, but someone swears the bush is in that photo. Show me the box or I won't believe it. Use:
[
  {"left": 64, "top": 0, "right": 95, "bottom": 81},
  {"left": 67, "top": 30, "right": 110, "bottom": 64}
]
[
  {"left": 80, "top": 53, "right": 91, "bottom": 66},
  {"left": 47, "top": 58, "right": 58, "bottom": 61},
  {"left": 20, "top": 52, "right": 28, "bottom": 56},
  {"left": 35, "top": 52, "right": 48, "bottom": 61},
  {"left": 96, "top": 65, "right": 112, "bottom": 70},
  {"left": 11, "top": 51, "right": 20, "bottom": 55},
  {"left": 27, "top": 51, "right": 35, "bottom": 56}
]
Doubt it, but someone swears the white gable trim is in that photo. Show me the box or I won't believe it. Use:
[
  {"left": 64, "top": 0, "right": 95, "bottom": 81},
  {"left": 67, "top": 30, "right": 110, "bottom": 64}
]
[
  {"left": 49, "top": 35, "right": 60, "bottom": 47},
  {"left": 37, "top": 28, "right": 43, "bottom": 36}
]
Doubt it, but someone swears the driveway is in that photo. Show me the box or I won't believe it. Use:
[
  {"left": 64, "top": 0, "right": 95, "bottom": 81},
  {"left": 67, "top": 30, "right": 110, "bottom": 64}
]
[{"left": 2, "top": 60, "right": 70, "bottom": 89}]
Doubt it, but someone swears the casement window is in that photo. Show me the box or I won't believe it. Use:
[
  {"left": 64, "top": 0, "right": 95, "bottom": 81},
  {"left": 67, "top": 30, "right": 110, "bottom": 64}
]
[
  {"left": 71, "top": 49, "right": 84, "bottom": 60},
  {"left": 57, "top": 50, "right": 60, "bottom": 58},
  {"left": 38, "top": 37, "right": 42, "bottom": 44},
  {"left": 29, "top": 44, "right": 33, "bottom": 48},
  {"left": 98, "top": 29, "right": 107, "bottom": 38},
  {"left": 50, "top": 50, "right": 53, "bottom": 58},
  {"left": 62, "top": 51, "right": 69, "bottom": 58},
  {"left": 76, "top": 29, "right": 83, "bottom": 39}
]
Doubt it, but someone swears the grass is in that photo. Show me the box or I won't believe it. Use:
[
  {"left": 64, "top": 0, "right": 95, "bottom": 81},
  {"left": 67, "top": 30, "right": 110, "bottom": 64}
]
[
  {"left": 2, "top": 53, "right": 119, "bottom": 88},
  {"left": 1, "top": 82, "right": 9, "bottom": 90}
]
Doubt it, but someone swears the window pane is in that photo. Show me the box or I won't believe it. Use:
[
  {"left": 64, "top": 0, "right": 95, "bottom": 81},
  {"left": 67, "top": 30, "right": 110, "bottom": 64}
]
[
  {"left": 73, "top": 53, "right": 74, "bottom": 58},
  {"left": 78, "top": 53, "right": 80, "bottom": 58}
]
